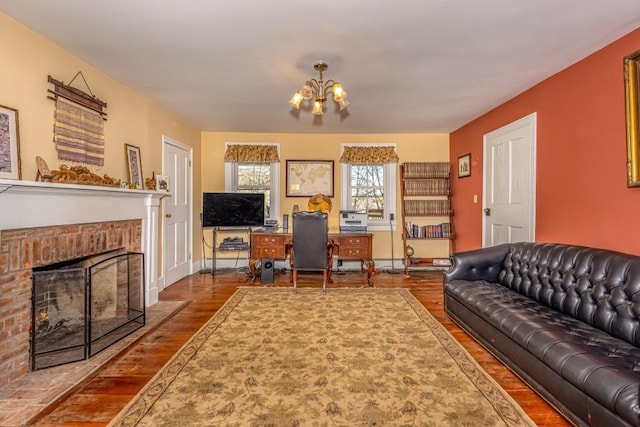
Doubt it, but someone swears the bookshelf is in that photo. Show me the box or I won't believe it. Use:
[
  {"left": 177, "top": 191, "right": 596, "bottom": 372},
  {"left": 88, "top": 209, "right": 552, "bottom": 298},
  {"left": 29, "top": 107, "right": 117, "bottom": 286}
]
[{"left": 400, "top": 162, "right": 455, "bottom": 274}]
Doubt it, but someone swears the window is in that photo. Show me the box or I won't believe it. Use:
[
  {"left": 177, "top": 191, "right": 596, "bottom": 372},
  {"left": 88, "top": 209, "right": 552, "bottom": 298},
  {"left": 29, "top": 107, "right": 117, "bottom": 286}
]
[
  {"left": 341, "top": 144, "right": 397, "bottom": 231},
  {"left": 225, "top": 144, "right": 280, "bottom": 221}
]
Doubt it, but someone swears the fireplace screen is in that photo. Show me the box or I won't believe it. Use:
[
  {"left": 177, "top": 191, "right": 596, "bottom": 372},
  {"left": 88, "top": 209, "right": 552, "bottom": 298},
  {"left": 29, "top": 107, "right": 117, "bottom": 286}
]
[{"left": 31, "top": 250, "right": 145, "bottom": 370}]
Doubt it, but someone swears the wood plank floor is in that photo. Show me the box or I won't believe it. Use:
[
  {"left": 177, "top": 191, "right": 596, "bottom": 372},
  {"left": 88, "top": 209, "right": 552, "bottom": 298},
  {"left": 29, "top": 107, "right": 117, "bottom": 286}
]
[{"left": 32, "top": 268, "right": 571, "bottom": 426}]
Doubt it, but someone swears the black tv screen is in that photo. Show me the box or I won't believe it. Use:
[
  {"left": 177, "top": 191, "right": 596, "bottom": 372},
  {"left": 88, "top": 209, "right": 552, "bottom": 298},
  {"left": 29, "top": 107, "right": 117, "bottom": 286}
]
[{"left": 202, "top": 193, "right": 265, "bottom": 227}]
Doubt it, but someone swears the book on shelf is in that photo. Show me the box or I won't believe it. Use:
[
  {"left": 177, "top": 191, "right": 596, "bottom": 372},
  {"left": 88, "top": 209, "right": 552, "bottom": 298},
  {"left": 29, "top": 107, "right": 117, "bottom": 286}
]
[
  {"left": 404, "top": 221, "right": 452, "bottom": 238},
  {"left": 403, "top": 178, "right": 450, "bottom": 195},
  {"left": 404, "top": 199, "right": 452, "bottom": 216},
  {"left": 403, "top": 162, "right": 450, "bottom": 178}
]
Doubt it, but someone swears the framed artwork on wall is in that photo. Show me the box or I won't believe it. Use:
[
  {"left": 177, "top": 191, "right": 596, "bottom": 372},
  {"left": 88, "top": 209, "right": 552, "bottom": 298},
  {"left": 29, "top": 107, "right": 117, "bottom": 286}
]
[
  {"left": 625, "top": 50, "right": 640, "bottom": 187},
  {"left": 0, "top": 104, "right": 21, "bottom": 180},
  {"left": 286, "top": 160, "right": 334, "bottom": 197},
  {"left": 125, "top": 144, "right": 143, "bottom": 189},
  {"left": 458, "top": 153, "right": 471, "bottom": 178}
]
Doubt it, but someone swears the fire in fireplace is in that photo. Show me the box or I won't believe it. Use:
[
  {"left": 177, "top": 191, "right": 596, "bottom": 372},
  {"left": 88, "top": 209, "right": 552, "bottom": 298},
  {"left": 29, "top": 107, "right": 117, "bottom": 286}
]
[{"left": 30, "top": 249, "right": 145, "bottom": 370}]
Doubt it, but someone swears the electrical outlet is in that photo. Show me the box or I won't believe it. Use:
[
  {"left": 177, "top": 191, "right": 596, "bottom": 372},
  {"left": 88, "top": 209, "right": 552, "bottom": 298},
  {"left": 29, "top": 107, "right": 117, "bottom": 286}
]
[{"left": 390, "top": 213, "right": 395, "bottom": 221}]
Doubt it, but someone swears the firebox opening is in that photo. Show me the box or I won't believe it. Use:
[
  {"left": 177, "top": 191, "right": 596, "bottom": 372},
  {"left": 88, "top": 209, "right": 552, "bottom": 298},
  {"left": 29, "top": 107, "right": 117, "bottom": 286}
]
[{"left": 31, "top": 249, "right": 145, "bottom": 371}]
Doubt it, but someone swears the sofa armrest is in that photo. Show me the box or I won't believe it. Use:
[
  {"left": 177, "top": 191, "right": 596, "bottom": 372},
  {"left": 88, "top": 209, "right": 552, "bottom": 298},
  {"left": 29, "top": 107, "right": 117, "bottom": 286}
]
[{"left": 444, "top": 243, "right": 510, "bottom": 283}]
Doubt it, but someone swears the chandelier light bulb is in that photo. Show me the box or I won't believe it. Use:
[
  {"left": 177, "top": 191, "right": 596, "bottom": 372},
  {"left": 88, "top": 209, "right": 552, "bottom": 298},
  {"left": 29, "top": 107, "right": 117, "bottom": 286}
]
[
  {"left": 332, "top": 83, "right": 345, "bottom": 99},
  {"left": 312, "top": 100, "right": 324, "bottom": 115},
  {"left": 336, "top": 96, "right": 350, "bottom": 111},
  {"left": 289, "top": 92, "right": 303, "bottom": 109}
]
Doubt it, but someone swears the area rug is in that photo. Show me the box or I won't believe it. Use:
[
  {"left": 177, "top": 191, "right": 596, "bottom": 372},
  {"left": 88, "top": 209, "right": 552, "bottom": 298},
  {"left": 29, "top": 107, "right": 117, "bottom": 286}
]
[{"left": 109, "top": 288, "right": 534, "bottom": 426}]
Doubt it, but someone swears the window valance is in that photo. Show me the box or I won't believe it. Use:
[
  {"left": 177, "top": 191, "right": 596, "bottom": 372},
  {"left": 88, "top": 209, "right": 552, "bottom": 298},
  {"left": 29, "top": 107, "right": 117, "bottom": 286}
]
[
  {"left": 339, "top": 146, "right": 399, "bottom": 164},
  {"left": 224, "top": 144, "right": 280, "bottom": 163}
]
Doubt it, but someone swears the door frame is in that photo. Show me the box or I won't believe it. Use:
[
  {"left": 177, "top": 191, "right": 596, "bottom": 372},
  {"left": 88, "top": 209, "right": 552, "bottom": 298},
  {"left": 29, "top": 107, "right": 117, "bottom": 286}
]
[
  {"left": 482, "top": 112, "right": 537, "bottom": 247},
  {"left": 161, "top": 135, "right": 194, "bottom": 290}
]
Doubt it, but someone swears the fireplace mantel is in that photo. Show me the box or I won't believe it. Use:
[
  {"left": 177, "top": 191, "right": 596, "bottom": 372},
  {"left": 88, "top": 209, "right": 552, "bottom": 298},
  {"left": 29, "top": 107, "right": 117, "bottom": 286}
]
[{"left": 0, "top": 179, "right": 169, "bottom": 306}]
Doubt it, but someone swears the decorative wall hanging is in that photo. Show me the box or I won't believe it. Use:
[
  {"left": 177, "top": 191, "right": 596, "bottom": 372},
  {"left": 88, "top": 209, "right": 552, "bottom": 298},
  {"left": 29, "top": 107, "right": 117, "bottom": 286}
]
[
  {"left": 458, "top": 153, "right": 471, "bottom": 178},
  {"left": 0, "top": 104, "right": 21, "bottom": 179},
  {"left": 286, "top": 160, "right": 334, "bottom": 197},
  {"left": 47, "top": 73, "right": 107, "bottom": 166}
]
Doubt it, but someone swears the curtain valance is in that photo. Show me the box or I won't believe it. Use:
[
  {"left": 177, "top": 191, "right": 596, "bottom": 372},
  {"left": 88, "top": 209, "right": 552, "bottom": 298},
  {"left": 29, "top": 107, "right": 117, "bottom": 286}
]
[
  {"left": 339, "top": 146, "right": 399, "bottom": 164},
  {"left": 224, "top": 144, "right": 280, "bottom": 162}
]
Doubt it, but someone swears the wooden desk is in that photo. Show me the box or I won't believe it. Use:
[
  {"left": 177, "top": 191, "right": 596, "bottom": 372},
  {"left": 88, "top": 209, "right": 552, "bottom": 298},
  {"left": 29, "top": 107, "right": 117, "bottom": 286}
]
[{"left": 250, "top": 232, "right": 376, "bottom": 286}]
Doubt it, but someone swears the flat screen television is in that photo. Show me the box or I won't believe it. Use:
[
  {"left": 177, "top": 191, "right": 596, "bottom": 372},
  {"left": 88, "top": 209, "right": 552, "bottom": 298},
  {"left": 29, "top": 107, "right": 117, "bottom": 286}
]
[{"left": 202, "top": 192, "right": 265, "bottom": 228}]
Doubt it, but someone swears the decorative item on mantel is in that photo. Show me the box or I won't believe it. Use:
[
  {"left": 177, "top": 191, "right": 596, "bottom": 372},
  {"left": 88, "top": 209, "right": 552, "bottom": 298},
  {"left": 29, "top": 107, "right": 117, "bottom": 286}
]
[
  {"left": 145, "top": 172, "right": 157, "bottom": 190},
  {"left": 35, "top": 156, "right": 53, "bottom": 182},
  {"left": 50, "top": 164, "right": 121, "bottom": 187}
]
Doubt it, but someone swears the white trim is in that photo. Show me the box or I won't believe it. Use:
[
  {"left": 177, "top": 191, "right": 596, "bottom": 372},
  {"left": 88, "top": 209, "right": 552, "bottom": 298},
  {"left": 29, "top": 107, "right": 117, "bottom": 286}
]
[
  {"left": 339, "top": 143, "right": 397, "bottom": 231},
  {"left": 224, "top": 142, "right": 281, "bottom": 221}
]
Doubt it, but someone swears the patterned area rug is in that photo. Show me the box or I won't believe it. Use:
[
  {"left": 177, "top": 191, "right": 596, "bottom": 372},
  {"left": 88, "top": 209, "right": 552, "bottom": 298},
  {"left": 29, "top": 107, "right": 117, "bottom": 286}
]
[{"left": 109, "top": 288, "right": 534, "bottom": 426}]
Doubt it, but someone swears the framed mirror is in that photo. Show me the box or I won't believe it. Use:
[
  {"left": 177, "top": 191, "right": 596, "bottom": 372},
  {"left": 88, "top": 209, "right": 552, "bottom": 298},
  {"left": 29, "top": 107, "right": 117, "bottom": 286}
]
[{"left": 624, "top": 50, "right": 640, "bottom": 187}]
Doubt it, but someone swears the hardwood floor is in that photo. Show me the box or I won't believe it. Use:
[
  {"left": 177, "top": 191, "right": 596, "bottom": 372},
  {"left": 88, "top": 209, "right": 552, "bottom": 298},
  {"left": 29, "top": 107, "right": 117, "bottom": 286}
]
[{"left": 32, "top": 268, "right": 570, "bottom": 426}]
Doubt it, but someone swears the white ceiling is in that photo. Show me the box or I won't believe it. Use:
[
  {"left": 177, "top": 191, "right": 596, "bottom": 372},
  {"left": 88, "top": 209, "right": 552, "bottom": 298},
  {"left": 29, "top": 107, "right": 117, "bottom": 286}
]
[{"left": 2, "top": 1, "right": 640, "bottom": 134}]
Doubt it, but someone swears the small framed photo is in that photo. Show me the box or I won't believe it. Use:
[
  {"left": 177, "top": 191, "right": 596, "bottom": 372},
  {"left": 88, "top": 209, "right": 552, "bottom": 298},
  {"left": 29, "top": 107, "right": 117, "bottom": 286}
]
[
  {"left": 458, "top": 153, "right": 471, "bottom": 178},
  {"left": 286, "top": 160, "right": 334, "bottom": 197},
  {"left": 0, "top": 104, "right": 21, "bottom": 180},
  {"left": 156, "top": 175, "right": 169, "bottom": 192},
  {"left": 125, "top": 144, "right": 143, "bottom": 189}
]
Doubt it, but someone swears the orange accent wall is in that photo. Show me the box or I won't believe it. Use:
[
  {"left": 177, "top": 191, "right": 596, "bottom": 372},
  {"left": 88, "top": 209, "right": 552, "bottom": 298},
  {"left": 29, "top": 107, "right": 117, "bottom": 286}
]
[{"left": 450, "top": 27, "right": 640, "bottom": 255}]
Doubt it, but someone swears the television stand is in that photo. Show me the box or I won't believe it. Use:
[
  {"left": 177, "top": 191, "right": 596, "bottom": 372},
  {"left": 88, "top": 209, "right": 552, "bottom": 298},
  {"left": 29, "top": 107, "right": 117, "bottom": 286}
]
[{"left": 211, "top": 227, "right": 252, "bottom": 276}]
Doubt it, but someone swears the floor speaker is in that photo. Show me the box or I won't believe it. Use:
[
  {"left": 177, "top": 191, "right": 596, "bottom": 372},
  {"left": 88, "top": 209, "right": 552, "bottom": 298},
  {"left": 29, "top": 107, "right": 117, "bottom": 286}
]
[{"left": 261, "top": 258, "right": 275, "bottom": 284}]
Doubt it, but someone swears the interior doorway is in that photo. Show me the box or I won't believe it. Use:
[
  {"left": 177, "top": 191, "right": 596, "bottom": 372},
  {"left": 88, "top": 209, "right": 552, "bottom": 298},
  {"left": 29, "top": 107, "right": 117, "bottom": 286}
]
[
  {"left": 162, "top": 136, "right": 193, "bottom": 288},
  {"left": 482, "top": 113, "right": 537, "bottom": 247}
]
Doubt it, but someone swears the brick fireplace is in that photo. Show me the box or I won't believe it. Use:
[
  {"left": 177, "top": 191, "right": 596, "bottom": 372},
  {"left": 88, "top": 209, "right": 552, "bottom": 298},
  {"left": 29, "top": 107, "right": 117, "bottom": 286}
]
[{"left": 0, "top": 179, "right": 165, "bottom": 387}]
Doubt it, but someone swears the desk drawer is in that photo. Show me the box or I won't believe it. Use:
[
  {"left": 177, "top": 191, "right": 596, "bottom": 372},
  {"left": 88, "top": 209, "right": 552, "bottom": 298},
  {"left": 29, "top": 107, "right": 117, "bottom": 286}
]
[
  {"left": 252, "top": 234, "right": 288, "bottom": 259},
  {"left": 336, "top": 235, "right": 371, "bottom": 260},
  {"left": 253, "top": 234, "right": 287, "bottom": 247},
  {"left": 339, "top": 246, "right": 368, "bottom": 259},
  {"left": 254, "top": 246, "right": 286, "bottom": 258}
]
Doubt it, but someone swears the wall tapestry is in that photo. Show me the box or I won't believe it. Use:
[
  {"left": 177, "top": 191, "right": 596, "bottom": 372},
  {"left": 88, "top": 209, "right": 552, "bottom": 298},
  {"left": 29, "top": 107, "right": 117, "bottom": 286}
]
[{"left": 48, "top": 73, "right": 107, "bottom": 166}]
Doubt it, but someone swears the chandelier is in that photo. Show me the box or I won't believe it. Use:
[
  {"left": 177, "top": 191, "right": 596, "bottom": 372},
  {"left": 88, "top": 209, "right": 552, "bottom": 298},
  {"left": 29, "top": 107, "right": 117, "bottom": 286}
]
[{"left": 289, "top": 61, "right": 349, "bottom": 115}]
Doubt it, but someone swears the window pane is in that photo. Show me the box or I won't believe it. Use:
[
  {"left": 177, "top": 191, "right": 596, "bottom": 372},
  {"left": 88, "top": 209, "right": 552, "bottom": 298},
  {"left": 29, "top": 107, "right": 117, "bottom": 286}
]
[
  {"left": 349, "top": 164, "right": 384, "bottom": 220},
  {"left": 237, "top": 163, "right": 271, "bottom": 218}
]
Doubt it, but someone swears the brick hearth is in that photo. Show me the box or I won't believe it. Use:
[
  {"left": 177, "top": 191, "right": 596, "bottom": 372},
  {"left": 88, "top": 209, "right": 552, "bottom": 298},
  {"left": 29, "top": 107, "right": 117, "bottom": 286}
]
[{"left": 0, "top": 220, "right": 141, "bottom": 387}]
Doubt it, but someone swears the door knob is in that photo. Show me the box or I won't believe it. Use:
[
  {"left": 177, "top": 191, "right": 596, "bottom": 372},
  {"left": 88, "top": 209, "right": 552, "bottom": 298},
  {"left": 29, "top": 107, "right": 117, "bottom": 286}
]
[
  {"left": 484, "top": 208, "right": 491, "bottom": 216},
  {"left": 165, "top": 213, "right": 172, "bottom": 218}
]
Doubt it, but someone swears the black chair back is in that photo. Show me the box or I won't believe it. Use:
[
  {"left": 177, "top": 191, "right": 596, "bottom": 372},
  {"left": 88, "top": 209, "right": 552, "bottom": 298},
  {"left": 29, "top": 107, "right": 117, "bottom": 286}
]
[{"left": 292, "top": 211, "right": 329, "bottom": 270}]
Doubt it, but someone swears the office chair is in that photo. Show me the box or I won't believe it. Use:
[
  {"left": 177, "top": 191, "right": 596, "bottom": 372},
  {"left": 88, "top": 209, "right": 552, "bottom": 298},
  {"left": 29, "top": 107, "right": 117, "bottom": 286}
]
[{"left": 288, "top": 211, "right": 336, "bottom": 294}]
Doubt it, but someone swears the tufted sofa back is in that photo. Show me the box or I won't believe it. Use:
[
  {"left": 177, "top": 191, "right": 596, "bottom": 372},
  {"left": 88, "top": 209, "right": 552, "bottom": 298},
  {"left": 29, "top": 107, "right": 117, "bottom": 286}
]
[{"left": 497, "top": 242, "right": 640, "bottom": 347}]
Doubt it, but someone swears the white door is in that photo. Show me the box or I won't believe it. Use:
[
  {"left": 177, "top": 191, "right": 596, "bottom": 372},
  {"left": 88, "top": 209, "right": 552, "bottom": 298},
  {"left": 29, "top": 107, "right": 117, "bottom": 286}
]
[
  {"left": 162, "top": 136, "right": 193, "bottom": 287},
  {"left": 483, "top": 113, "right": 536, "bottom": 247}
]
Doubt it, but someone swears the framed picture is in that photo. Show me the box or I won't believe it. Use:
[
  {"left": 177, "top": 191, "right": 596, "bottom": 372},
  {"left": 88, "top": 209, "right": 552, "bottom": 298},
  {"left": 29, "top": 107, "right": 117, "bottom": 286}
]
[
  {"left": 286, "top": 160, "right": 334, "bottom": 197},
  {"left": 625, "top": 50, "right": 640, "bottom": 187},
  {"left": 458, "top": 153, "right": 471, "bottom": 178},
  {"left": 125, "top": 144, "right": 143, "bottom": 189},
  {"left": 156, "top": 175, "right": 169, "bottom": 192},
  {"left": 0, "top": 104, "right": 21, "bottom": 180}
]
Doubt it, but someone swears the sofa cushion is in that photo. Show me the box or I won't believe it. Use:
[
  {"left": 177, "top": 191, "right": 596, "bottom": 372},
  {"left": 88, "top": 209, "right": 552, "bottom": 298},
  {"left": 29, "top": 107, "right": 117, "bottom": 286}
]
[
  {"left": 446, "top": 279, "right": 640, "bottom": 424},
  {"left": 497, "top": 242, "right": 640, "bottom": 347}
]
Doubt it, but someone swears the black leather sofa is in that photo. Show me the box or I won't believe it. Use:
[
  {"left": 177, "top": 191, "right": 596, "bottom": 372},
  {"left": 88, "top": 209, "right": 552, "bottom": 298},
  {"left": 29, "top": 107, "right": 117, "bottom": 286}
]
[{"left": 443, "top": 242, "right": 640, "bottom": 427}]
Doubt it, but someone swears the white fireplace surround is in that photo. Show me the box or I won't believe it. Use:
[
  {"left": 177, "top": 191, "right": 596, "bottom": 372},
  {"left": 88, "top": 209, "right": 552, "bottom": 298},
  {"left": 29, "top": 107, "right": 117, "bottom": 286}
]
[{"left": 0, "top": 179, "right": 168, "bottom": 306}]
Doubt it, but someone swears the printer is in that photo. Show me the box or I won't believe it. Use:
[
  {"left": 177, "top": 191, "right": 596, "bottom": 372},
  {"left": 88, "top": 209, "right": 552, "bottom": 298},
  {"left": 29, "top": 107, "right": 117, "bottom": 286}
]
[{"left": 339, "top": 210, "right": 368, "bottom": 233}]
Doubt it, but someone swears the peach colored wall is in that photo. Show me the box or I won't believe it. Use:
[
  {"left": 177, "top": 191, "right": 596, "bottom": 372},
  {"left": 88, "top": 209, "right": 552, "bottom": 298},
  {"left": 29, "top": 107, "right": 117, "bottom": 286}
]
[
  {"left": 0, "top": 14, "right": 202, "bottom": 261},
  {"left": 450, "top": 27, "right": 640, "bottom": 255},
  {"left": 201, "top": 132, "right": 450, "bottom": 260}
]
